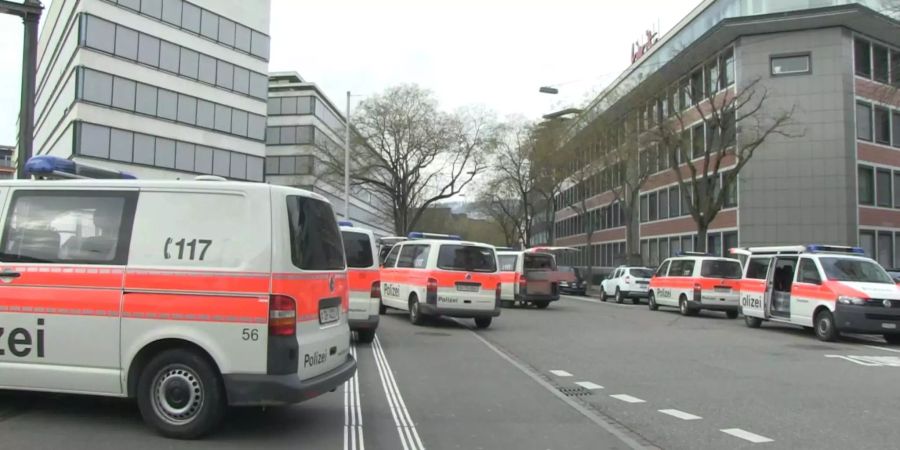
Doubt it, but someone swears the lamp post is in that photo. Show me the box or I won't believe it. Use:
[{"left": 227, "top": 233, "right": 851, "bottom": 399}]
[
  {"left": 0, "top": 0, "right": 43, "bottom": 179},
  {"left": 344, "top": 91, "right": 350, "bottom": 220}
]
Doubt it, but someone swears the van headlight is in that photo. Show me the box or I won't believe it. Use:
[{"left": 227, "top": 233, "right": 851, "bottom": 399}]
[{"left": 838, "top": 296, "right": 867, "bottom": 305}]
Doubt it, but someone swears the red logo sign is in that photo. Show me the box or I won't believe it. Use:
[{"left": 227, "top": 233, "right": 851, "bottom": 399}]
[{"left": 631, "top": 29, "right": 659, "bottom": 63}]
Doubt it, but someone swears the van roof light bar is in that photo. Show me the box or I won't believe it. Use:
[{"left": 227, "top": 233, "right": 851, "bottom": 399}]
[
  {"left": 806, "top": 244, "right": 865, "bottom": 254},
  {"left": 25, "top": 155, "right": 137, "bottom": 180},
  {"left": 338, "top": 220, "right": 354, "bottom": 227},
  {"left": 407, "top": 232, "right": 462, "bottom": 240}
]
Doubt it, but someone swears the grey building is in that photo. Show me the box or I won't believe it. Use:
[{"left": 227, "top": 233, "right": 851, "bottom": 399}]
[{"left": 550, "top": 0, "right": 900, "bottom": 268}]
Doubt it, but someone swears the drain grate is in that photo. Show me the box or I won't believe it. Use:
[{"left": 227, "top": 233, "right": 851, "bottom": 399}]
[
  {"left": 414, "top": 331, "right": 452, "bottom": 337},
  {"left": 558, "top": 386, "right": 593, "bottom": 397}
]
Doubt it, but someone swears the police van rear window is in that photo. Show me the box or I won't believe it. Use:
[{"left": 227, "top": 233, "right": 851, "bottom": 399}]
[
  {"left": 499, "top": 255, "right": 518, "bottom": 271},
  {"left": 437, "top": 245, "right": 497, "bottom": 272},
  {"left": 287, "top": 196, "right": 345, "bottom": 270},
  {"left": 341, "top": 231, "right": 373, "bottom": 268},
  {"left": 700, "top": 260, "right": 743, "bottom": 279},
  {"left": 525, "top": 254, "right": 555, "bottom": 270}
]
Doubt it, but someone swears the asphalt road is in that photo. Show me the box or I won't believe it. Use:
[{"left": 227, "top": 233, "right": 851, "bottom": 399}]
[{"left": 2, "top": 295, "right": 899, "bottom": 449}]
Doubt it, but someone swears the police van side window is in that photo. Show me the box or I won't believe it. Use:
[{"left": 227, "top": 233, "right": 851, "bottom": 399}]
[
  {"left": 397, "top": 245, "right": 429, "bottom": 269},
  {"left": 383, "top": 245, "right": 400, "bottom": 268},
  {"left": 655, "top": 261, "right": 670, "bottom": 277},
  {"left": 797, "top": 258, "right": 821, "bottom": 284},
  {"left": 746, "top": 257, "right": 770, "bottom": 279},
  {"left": 0, "top": 190, "right": 137, "bottom": 265},
  {"left": 341, "top": 231, "right": 373, "bottom": 268},
  {"left": 286, "top": 195, "right": 344, "bottom": 270}
]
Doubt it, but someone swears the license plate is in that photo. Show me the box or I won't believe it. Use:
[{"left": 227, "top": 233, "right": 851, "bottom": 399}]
[
  {"left": 714, "top": 287, "right": 731, "bottom": 293},
  {"left": 457, "top": 284, "right": 480, "bottom": 292},
  {"left": 319, "top": 305, "right": 340, "bottom": 324},
  {"left": 883, "top": 323, "right": 897, "bottom": 329}
]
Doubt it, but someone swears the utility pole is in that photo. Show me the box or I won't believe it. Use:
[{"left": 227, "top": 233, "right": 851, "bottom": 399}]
[
  {"left": 0, "top": 0, "right": 43, "bottom": 179},
  {"left": 344, "top": 91, "right": 351, "bottom": 220}
]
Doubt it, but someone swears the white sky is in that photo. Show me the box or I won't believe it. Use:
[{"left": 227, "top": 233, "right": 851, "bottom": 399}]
[{"left": 0, "top": 0, "right": 699, "bottom": 144}]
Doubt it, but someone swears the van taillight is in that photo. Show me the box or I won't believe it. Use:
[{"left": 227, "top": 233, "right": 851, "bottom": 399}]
[
  {"left": 269, "top": 295, "right": 296, "bottom": 336},
  {"left": 426, "top": 277, "right": 438, "bottom": 305},
  {"left": 495, "top": 283, "right": 501, "bottom": 302},
  {"left": 518, "top": 277, "right": 527, "bottom": 293},
  {"left": 371, "top": 280, "right": 381, "bottom": 299},
  {"left": 693, "top": 283, "right": 702, "bottom": 302}
]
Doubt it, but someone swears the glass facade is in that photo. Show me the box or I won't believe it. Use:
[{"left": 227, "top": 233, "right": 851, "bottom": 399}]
[
  {"left": 75, "top": 121, "right": 264, "bottom": 181},
  {"left": 80, "top": 14, "right": 268, "bottom": 100},
  {"left": 104, "top": 0, "right": 270, "bottom": 60}
]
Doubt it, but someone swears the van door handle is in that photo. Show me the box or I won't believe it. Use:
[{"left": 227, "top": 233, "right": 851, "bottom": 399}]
[{"left": 0, "top": 271, "right": 21, "bottom": 279}]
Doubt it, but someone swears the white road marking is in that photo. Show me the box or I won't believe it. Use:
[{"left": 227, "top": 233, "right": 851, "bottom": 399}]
[
  {"left": 610, "top": 394, "right": 646, "bottom": 404},
  {"left": 864, "top": 345, "right": 900, "bottom": 354},
  {"left": 549, "top": 370, "right": 573, "bottom": 377},
  {"left": 658, "top": 409, "right": 701, "bottom": 420},
  {"left": 574, "top": 381, "right": 604, "bottom": 390},
  {"left": 562, "top": 295, "right": 636, "bottom": 308},
  {"left": 343, "top": 345, "right": 364, "bottom": 450},
  {"left": 825, "top": 354, "right": 900, "bottom": 366},
  {"left": 372, "top": 335, "right": 425, "bottom": 450},
  {"left": 720, "top": 428, "right": 774, "bottom": 443}
]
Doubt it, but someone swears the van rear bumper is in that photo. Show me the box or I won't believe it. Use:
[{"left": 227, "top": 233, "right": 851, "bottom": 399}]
[
  {"left": 224, "top": 354, "right": 357, "bottom": 406},
  {"left": 420, "top": 304, "right": 501, "bottom": 318},
  {"left": 349, "top": 314, "right": 380, "bottom": 330},
  {"left": 835, "top": 303, "right": 900, "bottom": 334},
  {"left": 514, "top": 293, "right": 560, "bottom": 302}
]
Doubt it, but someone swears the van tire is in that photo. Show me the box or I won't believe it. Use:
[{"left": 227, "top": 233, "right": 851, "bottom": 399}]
[
  {"left": 745, "top": 315, "right": 762, "bottom": 328},
  {"left": 615, "top": 288, "right": 624, "bottom": 304},
  {"left": 535, "top": 301, "right": 550, "bottom": 309},
  {"left": 726, "top": 310, "right": 739, "bottom": 319},
  {"left": 679, "top": 296, "right": 696, "bottom": 316},
  {"left": 883, "top": 334, "right": 900, "bottom": 345},
  {"left": 814, "top": 309, "right": 838, "bottom": 342},
  {"left": 409, "top": 295, "right": 424, "bottom": 326},
  {"left": 136, "top": 348, "right": 225, "bottom": 439},
  {"left": 474, "top": 317, "right": 492, "bottom": 329},
  {"left": 357, "top": 329, "right": 376, "bottom": 344},
  {"left": 648, "top": 292, "right": 658, "bottom": 311}
]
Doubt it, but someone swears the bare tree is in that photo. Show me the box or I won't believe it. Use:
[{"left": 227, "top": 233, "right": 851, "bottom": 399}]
[
  {"left": 531, "top": 116, "right": 577, "bottom": 245},
  {"left": 323, "top": 85, "right": 499, "bottom": 235},
  {"left": 649, "top": 77, "right": 800, "bottom": 252},
  {"left": 484, "top": 119, "right": 541, "bottom": 245},
  {"left": 475, "top": 178, "right": 524, "bottom": 248}
]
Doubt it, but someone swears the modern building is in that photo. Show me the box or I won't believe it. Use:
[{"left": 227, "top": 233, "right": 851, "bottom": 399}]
[
  {"left": 33, "top": 0, "right": 271, "bottom": 181},
  {"left": 266, "top": 72, "right": 393, "bottom": 236},
  {"left": 549, "top": 0, "right": 900, "bottom": 269},
  {"left": 0, "top": 145, "right": 15, "bottom": 179}
]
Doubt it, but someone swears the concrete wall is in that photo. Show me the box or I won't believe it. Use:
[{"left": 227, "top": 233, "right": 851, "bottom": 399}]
[{"left": 736, "top": 27, "right": 856, "bottom": 246}]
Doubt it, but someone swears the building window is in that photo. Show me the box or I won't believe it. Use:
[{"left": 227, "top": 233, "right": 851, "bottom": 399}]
[
  {"left": 266, "top": 126, "right": 316, "bottom": 145},
  {"left": 858, "top": 165, "right": 874, "bottom": 206},
  {"left": 873, "top": 44, "right": 889, "bottom": 84},
  {"left": 640, "top": 194, "right": 648, "bottom": 223},
  {"left": 706, "top": 60, "right": 719, "bottom": 95},
  {"left": 894, "top": 111, "right": 900, "bottom": 148},
  {"left": 723, "top": 231, "right": 738, "bottom": 256},
  {"left": 877, "top": 168, "right": 892, "bottom": 207},
  {"left": 74, "top": 122, "right": 263, "bottom": 181},
  {"left": 721, "top": 48, "right": 735, "bottom": 86},
  {"left": 892, "top": 50, "right": 900, "bottom": 87},
  {"left": 679, "top": 79, "right": 690, "bottom": 110},
  {"left": 723, "top": 172, "right": 738, "bottom": 208},
  {"left": 856, "top": 102, "right": 872, "bottom": 141},
  {"left": 859, "top": 230, "right": 876, "bottom": 259},
  {"left": 708, "top": 233, "right": 722, "bottom": 257},
  {"left": 658, "top": 189, "right": 669, "bottom": 220},
  {"left": 878, "top": 231, "right": 893, "bottom": 268},
  {"left": 855, "top": 38, "right": 871, "bottom": 78},
  {"left": 771, "top": 54, "right": 810, "bottom": 76},
  {"left": 690, "top": 70, "right": 703, "bottom": 103},
  {"left": 875, "top": 106, "right": 891, "bottom": 145},
  {"left": 894, "top": 172, "right": 900, "bottom": 209},
  {"left": 692, "top": 124, "right": 705, "bottom": 159},
  {"left": 669, "top": 186, "right": 680, "bottom": 217},
  {"left": 648, "top": 192, "right": 658, "bottom": 221}
]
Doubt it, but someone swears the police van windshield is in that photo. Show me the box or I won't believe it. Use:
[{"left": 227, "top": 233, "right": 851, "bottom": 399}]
[
  {"left": 820, "top": 257, "right": 893, "bottom": 284},
  {"left": 630, "top": 268, "right": 655, "bottom": 278},
  {"left": 286, "top": 196, "right": 345, "bottom": 270},
  {"left": 524, "top": 253, "right": 555, "bottom": 271},
  {"left": 341, "top": 231, "right": 374, "bottom": 268},
  {"left": 437, "top": 245, "right": 497, "bottom": 272},
  {"left": 498, "top": 255, "right": 517, "bottom": 271},
  {"left": 700, "top": 260, "right": 743, "bottom": 279}
]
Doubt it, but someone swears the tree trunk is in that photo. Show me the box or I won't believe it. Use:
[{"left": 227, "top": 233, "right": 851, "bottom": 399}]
[
  {"left": 624, "top": 205, "right": 642, "bottom": 266},
  {"left": 695, "top": 223, "right": 709, "bottom": 254}
]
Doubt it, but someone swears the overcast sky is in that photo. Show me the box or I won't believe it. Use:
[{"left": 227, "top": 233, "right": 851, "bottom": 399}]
[{"left": 0, "top": 0, "right": 698, "bottom": 144}]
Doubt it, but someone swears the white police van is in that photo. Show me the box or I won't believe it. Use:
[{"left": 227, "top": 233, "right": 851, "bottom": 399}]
[{"left": 0, "top": 156, "right": 355, "bottom": 438}]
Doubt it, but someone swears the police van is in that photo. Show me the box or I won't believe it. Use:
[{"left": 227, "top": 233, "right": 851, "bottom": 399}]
[
  {"left": 380, "top": 233, "right": 501, "bottom": 328},
  {"left": 648, "top": 252, "right": 743, "bottom": 318},
  {"left": 732, "top": 244, "right": 900, "bottom": 343},
  {"left": 0, "top": 156, "right": 355, "bottom": 438},
  {"left": 497, "top": 248, "right": 568, "bottom": 309},
  {"left": 339, "top": 221, "right": 380, "bottom": 343}
]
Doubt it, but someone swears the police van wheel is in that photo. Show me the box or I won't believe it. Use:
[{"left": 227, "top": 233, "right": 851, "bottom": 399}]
[
  {"left": 814, "top": 310, "right": 838, "bottom": 342},
  {"left": 409, "top": 296, "right": 424, "bottom": 326},
  {"left": 357, "top": 329, "right": 376, "bottom": 344},
  {"left": 679, "top": 296, "right": 696, "bottom": 316},
  {"left": 745, "top": 315, "right": 762, "bottom": 328},
  {"left": 615, "top": 289, "right": 624, "bottom": 304},
  {"left": 474, "top": 317, "right": 492, "bottom": 329},
  {"left": 726, "top": 310, "right": 739, "bottom": 319},
  {"left": 535, "top": 301, "right": 550, "bottom": 309},
  {"left": 137, "top": 348, "right": 225, "bottom": 439},
  {"left": 884, "top": 334, "right": 900, "bottom": 345},
  {"left": 648, "top": 292, "right": 658, "bottom": 311}
]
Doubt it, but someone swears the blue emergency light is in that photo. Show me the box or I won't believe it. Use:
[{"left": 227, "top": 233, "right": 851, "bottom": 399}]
[
  {"left": 408, "top": 232, "right": 461, "bottom": 240},
  {"left": 805, "top": 244, "right": 865, "bottom": 254},
  {"left": 26, "top": 155, "right": 137, "bottom": 180},
  {"left": 338, "top": 220, "right": 354, "bottom": 227}
]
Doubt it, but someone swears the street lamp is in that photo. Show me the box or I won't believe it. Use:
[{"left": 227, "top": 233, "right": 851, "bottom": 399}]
[
  {"left": 0, "top": 0, "right": 43, "bottom": 179},
  {"left": 538, "top": 86, "right": 559, "bottom": 94}
]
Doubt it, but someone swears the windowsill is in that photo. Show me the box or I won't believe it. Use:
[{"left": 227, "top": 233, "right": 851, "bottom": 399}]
[{"left": 858, "top": 139, "right": 900, "bottom": 150}]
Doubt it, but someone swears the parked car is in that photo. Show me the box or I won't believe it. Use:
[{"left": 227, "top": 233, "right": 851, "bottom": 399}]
[
  {"left": 885, "top": 268, "right": 900, "bottom": 284},
  {"left": 600, "top": 266, "right": 655, "bottom": 304},
  {"left": 558, "top": 266, "right": 587, "bottom": 295}
]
